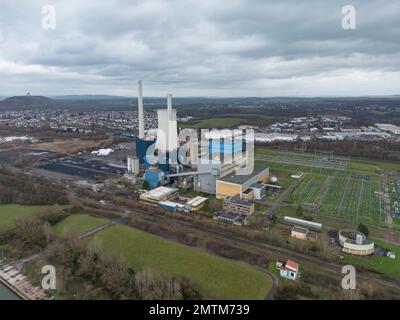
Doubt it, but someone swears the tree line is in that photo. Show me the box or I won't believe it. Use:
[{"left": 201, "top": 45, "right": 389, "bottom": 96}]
[
  {"left": 0, "top": 168, "right": 69, "bottom": 205},
  {"left": 0, "top": 209, "right": 201, "bottom": 300}
]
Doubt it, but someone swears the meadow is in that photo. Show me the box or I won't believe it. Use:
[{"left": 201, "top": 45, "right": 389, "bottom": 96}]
[
  {"left": 181, "top": 118, "right": 243, "bottom": 129},
  {"left": 87, "top": 224, "right": 273, "bottom": 300},
  {"left": 53, "top": 214, "right": 109, "bottom": 237},
  {"left": 344, "top": 239, "right": 400, "bottom": 279},
  {"left": 0, "top": 204, "right": 59, "bottom": 232}
]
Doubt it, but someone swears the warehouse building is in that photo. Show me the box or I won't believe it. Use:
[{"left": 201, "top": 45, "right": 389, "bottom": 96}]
[
  {"left": 186, "top": 196, "right": 208, "bottom": 212},
  {"left": 291, "top": 226, "right": 317, "bottom": 242},
  {"left": 213, "top": 210, "right": 245, "bottom": 226},
  {"left": 283, "top": 216, "right": 322, "bottom": 231},
  {"left": 375, "top": 123, "right": 400, "bottom": 135},
  {"left": 216, "top": 165, "right": 269, "bottom": 199},
  {"left": 158, "top": 200, "right": 186, "bottom": 212},
  {"left": 140, "top": 186, "right": 179, "bottom": 206}
]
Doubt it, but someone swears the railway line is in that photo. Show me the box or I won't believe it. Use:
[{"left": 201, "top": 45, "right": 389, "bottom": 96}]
[{"left": 107, "top": 206, "right": 400, "bottom": 294}]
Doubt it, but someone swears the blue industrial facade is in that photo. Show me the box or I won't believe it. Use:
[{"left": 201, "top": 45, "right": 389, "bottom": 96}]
[
  {"left": 144, "top": 168, "right": 163, "bottom": 188},
  {"left": 112, "top": 133, "right": 137, "bottom": 139},
  {"left": 158, "top": 151, "right": 170, "bottom": 173},
  {"left": 136, "top": 139, "right": 155, "bottom": 167},
  {"left": 158, "top": 202, "right": 176, "bottom": 212},
  {"left": 209, "top": 139, "right": 243, "bottom": 155}
]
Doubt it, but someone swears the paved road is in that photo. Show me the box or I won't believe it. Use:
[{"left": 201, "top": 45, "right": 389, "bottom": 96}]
[
  {"left": 78, "top": 221, "right": 116, "bottom": 239},
  {"left": 262, "top": 179, "right": 300, "bottom": 228},
  {"left": 263, "top": 268, "right": 279, "bottom": 300},
  {"left": 16, "top": 220, "right": 118, "bottom": 269},
  {"left": 382, "top": 171, "right": 393, "bottom": 229}
]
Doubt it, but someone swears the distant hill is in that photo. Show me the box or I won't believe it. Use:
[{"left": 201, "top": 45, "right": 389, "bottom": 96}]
[
  {"left": 0, "top": 95, "right": 57, "bottom": 110},
  {"left": 53, "top": 95, "right": 131, "bottom": 101}
]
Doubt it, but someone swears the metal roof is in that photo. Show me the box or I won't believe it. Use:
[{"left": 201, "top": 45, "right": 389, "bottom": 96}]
[
  {"left": 187, "top": 196, "right": 208, "bottom": 207},
  {"left": 218, "top": 165, "right": 268, "bottom": 185}
]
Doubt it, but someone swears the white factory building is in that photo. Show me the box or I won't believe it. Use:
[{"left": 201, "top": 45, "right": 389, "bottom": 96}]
[{"left": 375, "top": 123, "right": 400, "bottom": 135}]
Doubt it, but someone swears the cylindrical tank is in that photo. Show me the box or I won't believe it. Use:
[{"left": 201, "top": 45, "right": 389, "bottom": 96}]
[
  {"left": 270, "top": 176, "right": 278, "bottom": 183},
  {"left": 127, "top": 156, "right": 132, "bottom": 172}
]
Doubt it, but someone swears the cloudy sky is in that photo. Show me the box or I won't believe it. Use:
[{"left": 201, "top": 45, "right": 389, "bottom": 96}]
[{"left": 0, "top": 0, "right": 399, "bottom": 97}]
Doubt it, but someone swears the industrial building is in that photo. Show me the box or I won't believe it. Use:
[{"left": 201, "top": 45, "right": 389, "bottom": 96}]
[
  {"left": 223, "top": 195, "right": 255, "bottom": 216},
  {"left": 132, "top": 81, "right": 270, "bottom": 200},
  {"left": 282, "top": 216, "right": 322, "bottom": 231},
  {"left": 158, "top": 200, "right": 186, "bottom": 212},
  {"left": 291, "top": 226, "right": 316, "bottom": 242},
  {"left": 186, "top": 196, "right": 208, "bottom": 212},
  {"left": 216, "top": 165, "right": 269, "bottom": 199},
  {"left": 338, "top": 230, "right": 374, "bottom": 256},
  {"left": 157, "top": 195, "right": 208, "bottom": 213},
  {"left": 127, "top": 156, "right": 140, "bottom": 176},
  {"left": 213, "top": 210, "right": 245, "bottom": 226},
  {"left": 375, "top": 123, "right": 400, "bottom": 135},
  {"left": 139, "top": 186, "right": 179, "bottom": 206}
]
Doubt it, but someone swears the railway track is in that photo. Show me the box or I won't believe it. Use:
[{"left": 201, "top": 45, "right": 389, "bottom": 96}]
[{"left": 110, "top": 206, "right": 400, "bottom": 294}]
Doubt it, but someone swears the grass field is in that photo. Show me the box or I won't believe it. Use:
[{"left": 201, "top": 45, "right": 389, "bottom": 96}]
[
  {"left": 181, "top": 118, "right": 243, "bottom": 129},
  {"left": 53, "top": 214, "right": 109, "bottom": 237},
  {"left": 0, "top": 204, "right": 56, "bottom": 232},
  {"left": 344, "top": 239, "right": 400, "bottom": 279},
  {"left": 87, "top": 224, "right": 273, "bottom": 299},
  {"left": 291, "top": 174, "right": 326, "bottom": 205}
]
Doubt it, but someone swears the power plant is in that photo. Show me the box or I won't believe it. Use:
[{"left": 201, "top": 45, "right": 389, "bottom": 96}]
[{"left": 129, "top": 81, "right": 269, "bottom": 200}]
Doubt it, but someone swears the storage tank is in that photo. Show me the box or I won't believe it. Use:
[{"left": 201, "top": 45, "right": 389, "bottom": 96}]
[
  {"left": 127, "top": 156, "right": 132, "bottom": 172},
  {"left": 131, "top": 157, "right": 140, "bottom": 176},
  {"left": 270, "top": 176, "right": 278, "bottom": 183}
]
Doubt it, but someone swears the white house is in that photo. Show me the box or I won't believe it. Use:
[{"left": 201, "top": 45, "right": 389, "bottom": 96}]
[{"left": 276, "top": 260, "right": 300, "bottom": 280}]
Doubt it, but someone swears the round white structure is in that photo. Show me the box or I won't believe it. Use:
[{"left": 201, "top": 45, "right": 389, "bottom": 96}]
[
  {"left": 270, "top": 176, "right": 278, "bottom": 183},
  {"left": 338, "top": 229, "right": 374, "bottom": 256}
]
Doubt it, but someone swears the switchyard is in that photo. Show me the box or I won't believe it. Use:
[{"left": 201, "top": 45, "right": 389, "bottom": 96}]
[
  {"left": 256, "top": 149, "right": 350, "bottom": 172},
  {"left": 256, "top": 148, "right": 389, "bottom": 227}
]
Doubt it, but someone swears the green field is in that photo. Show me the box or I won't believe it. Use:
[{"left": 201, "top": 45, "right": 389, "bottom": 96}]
[
  {"left": 87, "top": 224, "right": 273, "bottom": 299},
  {"left": 181, "top": 118, "right": 243, "bottom": 129},
  {"left": 344, "top": 240, "right": 400, "bottom": 279},
  {"left": 291, "top": 174, "right": 326, "bottom": 205},
  {"left": 53, "top": 214, "right": 109, "bottom": 237},
  {"left": 0, "top": 204, "right": 55, "bottom": 232}
]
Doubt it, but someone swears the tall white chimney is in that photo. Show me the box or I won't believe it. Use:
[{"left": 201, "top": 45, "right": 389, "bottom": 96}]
[
  {"left": 138, "top": 80, "right": 145, "bottom": 139},
  {"left": 167, "top": 93, "right": 173, "bottom": 111}
]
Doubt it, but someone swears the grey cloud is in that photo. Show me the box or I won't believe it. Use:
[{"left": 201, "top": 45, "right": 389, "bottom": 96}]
[{"left": 0, "top": 0, "right": 399, "bottom": 96}]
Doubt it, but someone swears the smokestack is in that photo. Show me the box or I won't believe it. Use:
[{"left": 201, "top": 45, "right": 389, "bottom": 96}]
[
  {"left": 167, "top": 93, "right": 173, "bottom": 110},
  {"left": 138, "top": 80, "right": 145, "bottom": 139}
]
